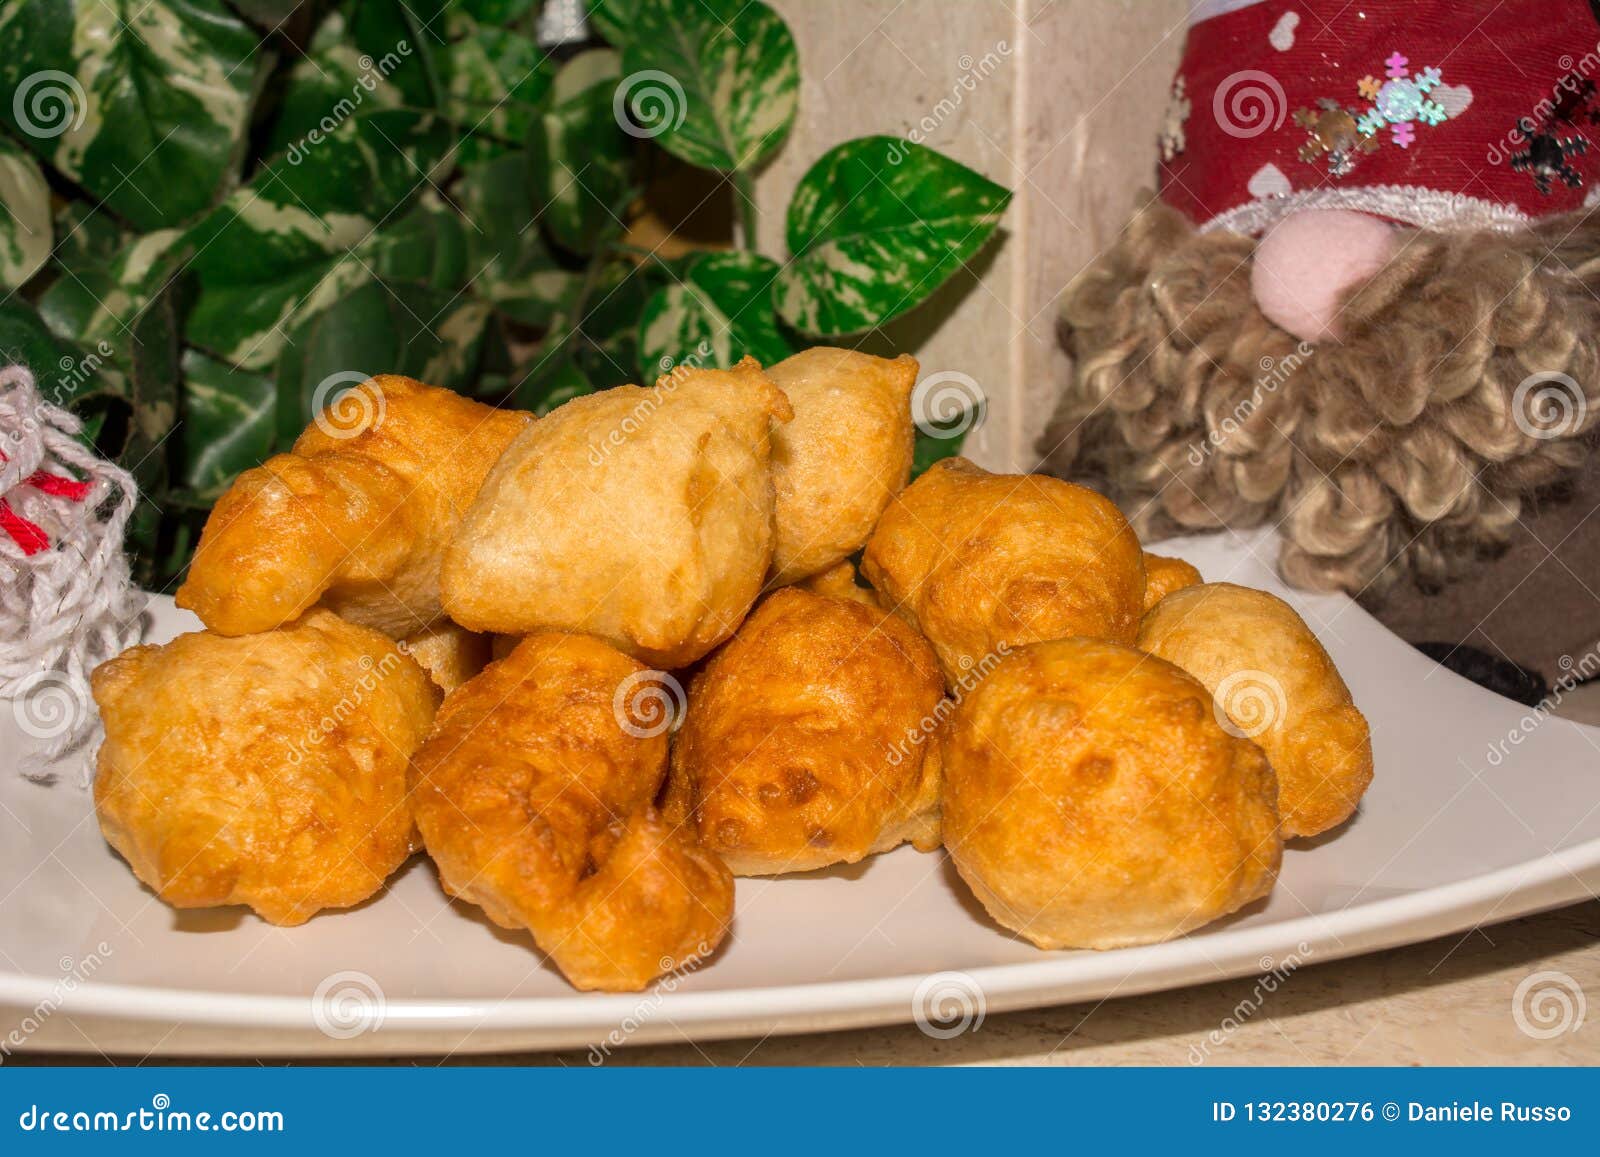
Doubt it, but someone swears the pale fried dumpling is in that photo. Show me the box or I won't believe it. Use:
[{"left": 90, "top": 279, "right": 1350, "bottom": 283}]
[
  {"left": 400, "top": 620, "right": 491, "bottom": 693},
  {"left": 176, "top": 376, "right": 528, "bottom": 638},
  {"left": 766, "top": 348, "right": 918, "bottom": 584},
  {"left": 92, "top": 611, "right": 440, "bottom": 926},
  {"left": 1138, "top": 582, "right": 1374, "bottom": 838},
  {"left": 440, "top": 358, "right": 793, "bottom": 668},
  {"left": 862, "top": 457, "right": 1146, "bottom": 686}
]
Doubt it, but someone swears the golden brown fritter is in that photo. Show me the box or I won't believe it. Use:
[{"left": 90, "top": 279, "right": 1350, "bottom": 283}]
[
  {"left": 1138, "top": 582, "right": 1373, "bottom": 838},
  {"left": 91, "top": 611, "right": 439, "bottom": 926},
  {"left": 177, "top": 376, "right": 528, "bottom": 638},
  {"left": 399, "top": 620, "right": 490, "bottom": 693},
  {"left": 862, "top": 457, "right": 1146, "bottom": 685},
  {"left": 440, "top": 358, "right": 792, "bottom": 668},
  {"left": 1142, "top": 552, "right": 1203, "bottom": 612},
  {"left": 941, "top": 637, "right": 1281, "bottom": 950},
  {"left": 766, "top": 348, "right": 918, "bottom": 584},
  {"left": 410, "top": 633, "right": 733, "bottom": 991},
  {"left": 666, "top": 587, "right": 946, "bottom": 876},
  {"left": 797, "top": 559, "right": 882, "bottom": 608}
]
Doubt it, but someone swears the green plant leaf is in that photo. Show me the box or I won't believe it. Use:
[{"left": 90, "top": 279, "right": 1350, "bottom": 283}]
[
  {"left": 0, "top": 137, "right": 52, "bottom": 288},
  {"left": 0, "top": 300, "right": 122, "bottom": 410},
  {"left": 459, "top": 154, "right": 581, "bottom": 326},
  {"left": 0, "top": 0, "right": 261, "bottom": 231},
  {"left": 367, "top": 196, "right": 469, "bottom": 289},
  {"left": 180, "top": 351, "right": 276, "bottom": 500},
  {"left": 262, "top": 9, "right": 403, "bottom": 159},
  {"left": 185, "top": 108, "right": 449, "bottom": 368},
  {"left": 586, "top": 0, "right": 640, "bottom": 45},
  {"left": 527, "top": 49, "right": 632, "bottom": 255},
  {"left": 774, "top": 136, "right": 1011, "bottom": 335},
  {"left": 38, "top": 229, "right": 187, "bottom": 348},
  {"left": 447, "top": 13, "right": 553, "bottom": 164},
  {"left": 346, "top": 0, "right": 450, "bottom": 111},
  {"left": 621, "top": 0, "right": 798, "bottom": 172},
  {"left": 460, "top": 0, "right": 542, "bottom": 22},
  {"left": 638, "top": 251, "right": 794, "bottom": 374},
  {"left": 515, "top": 344, "right": 594, "bottom": 414}
]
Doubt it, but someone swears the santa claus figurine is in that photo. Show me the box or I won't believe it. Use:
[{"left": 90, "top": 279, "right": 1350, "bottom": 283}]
[{"left": 1044, "top": 0, "right": 1600, "bottom": 702}]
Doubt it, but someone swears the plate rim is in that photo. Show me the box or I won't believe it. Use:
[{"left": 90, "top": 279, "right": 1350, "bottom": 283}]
[{"left": 4, "top": 833, "right": 1595, "bottom": 1033}]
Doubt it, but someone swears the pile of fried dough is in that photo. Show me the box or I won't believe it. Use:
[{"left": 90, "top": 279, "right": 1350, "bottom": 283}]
[{"left": 89, "top": 349, "right": 1373, "bottom": 992}]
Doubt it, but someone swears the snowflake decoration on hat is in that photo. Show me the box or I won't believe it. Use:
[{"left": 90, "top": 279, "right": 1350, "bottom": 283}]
[
  {"left": 1360, "top": 52, "right": 1450, "bottom": 148},
  {"left": 1294, "top": 51, "right": 1456, "bottom": 174}
]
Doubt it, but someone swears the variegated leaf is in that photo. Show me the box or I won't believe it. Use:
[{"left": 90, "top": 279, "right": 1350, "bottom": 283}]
[
  {"left": 38, "top": 228, "right": 186, "bottom": 347},
  {"left": 0, "top": 0, "right": 260, "bottom": 231},
  {"left": 621, "top": 0, "right": 798, "bottom": 172},
  {"left": 186, "top": 109, "right": 449, "bottom": 369},
  {"left": 586, "top": 0, "right": 640, "bottom": 46},
  {"left": 0, "top": 137, "right": 51, "bottom": 288},
  {"left": 638, "top": 251, "right": 794, "bottom": 374},
  {"left": 262, "top": 9, "right": 403, "bottom": 159},
  {"left": 180, "top": 351, "right": 276, "bottom": 501},
  {"left": 447, "top": 13, "right": 553, "bottom": 164},
  {"left": 459, "top": 154, "right": 581, "bottom": 326},
  {"left": 347, "top": 0, "right": 450, "bottom": 111},
  {"left": 774, "top": 136, "right": 1011, "bottom": 335},
  {"left": 527, "top": 49, "right": 632, "bottom": 255}
]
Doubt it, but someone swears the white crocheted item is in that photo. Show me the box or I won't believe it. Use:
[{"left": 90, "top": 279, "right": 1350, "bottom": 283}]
[{"left": 0, "top": 364, "right": 146, "bottom": 785}]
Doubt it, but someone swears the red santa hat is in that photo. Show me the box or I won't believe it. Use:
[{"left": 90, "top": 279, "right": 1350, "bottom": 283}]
[{"left": 1161, "top": 0, "right": 1600, "bottom": 234}]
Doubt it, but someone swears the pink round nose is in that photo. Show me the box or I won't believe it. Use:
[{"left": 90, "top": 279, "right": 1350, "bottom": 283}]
[{"left": 1250, "top": 209, "right": 1399, "bottom": 343}]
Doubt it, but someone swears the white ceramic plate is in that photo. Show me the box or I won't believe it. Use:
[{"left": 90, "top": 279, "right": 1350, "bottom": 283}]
[{"left": 3, "top": 528, "right": 1598, "bottom": 1057}]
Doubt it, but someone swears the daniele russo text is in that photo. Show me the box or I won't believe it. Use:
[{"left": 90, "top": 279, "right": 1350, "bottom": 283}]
[{"left": 1408, "top": 1102, "right": 1571, "bottom": 1123}]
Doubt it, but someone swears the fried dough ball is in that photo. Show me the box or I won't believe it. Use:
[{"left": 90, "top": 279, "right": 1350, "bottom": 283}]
[
  {"left": 862, "top": 457, "right": 1145, "bottom": 685},
  {"left": 399, "top": 620, "right": 490, "bottom": 693},
  {"left": 1142, "top": 552, "right": 1203, "bottom": 612},
  {"left": 666, "top": 587, "right": 946, "bottom": 875},
  {"left": 766, "top": 347, "right": 918, "bottom": 584},
  {"left": 941, "top": 638, "right": 1281, "bottom": 949},
  {"left": 91, "top": 611, "right": 439, "bottom": 926},
  {"left": 177, "top": 376, "right": 528, "bottom": 639},
  {"left": 410, "top": 633, "right": 733, "bottom": 991},
  {"left": 441, "top": 358, "right": 792, "bottom": 668},
  {"left": 1137, "top": 582, "right": 1374, "bottom": 838},
  {"left": 797, "top": 559, "right": 881, "bottom": 608}
]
